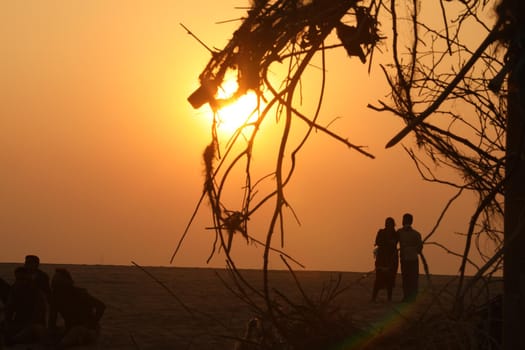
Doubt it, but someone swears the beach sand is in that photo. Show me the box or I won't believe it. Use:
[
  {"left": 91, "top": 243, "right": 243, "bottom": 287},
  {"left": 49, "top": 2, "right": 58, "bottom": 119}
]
[{"left": 0, "top": 263, "right": 492, "bottom": 350}]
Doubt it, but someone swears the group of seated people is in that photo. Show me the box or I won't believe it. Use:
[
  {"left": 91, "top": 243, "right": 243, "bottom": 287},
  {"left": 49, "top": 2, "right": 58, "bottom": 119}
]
[{"left": 0, "top": 255, "right": 105, "bottom": 349}]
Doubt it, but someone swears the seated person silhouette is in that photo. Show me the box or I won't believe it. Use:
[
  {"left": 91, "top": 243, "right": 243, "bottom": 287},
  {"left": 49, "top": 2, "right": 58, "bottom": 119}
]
[
  {"left": 48, "top": 268, "right": 105, "bottom": 349},
  {"left": 3, "top": 266, "right": 47, "bottom": 346}
]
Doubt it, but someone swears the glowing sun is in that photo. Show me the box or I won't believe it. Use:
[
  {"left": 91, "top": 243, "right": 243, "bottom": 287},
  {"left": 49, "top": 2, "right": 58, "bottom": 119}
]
[{"left": 214, "top": 79, "right": 260, "bottom": 134}]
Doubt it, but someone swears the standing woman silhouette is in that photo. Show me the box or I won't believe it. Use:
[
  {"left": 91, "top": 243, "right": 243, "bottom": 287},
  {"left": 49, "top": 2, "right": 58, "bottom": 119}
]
[{"left": 371, "top": 217, "right": 399, "bottom": 302}]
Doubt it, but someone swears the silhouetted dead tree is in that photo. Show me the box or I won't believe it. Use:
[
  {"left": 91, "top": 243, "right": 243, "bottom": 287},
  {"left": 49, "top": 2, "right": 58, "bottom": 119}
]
[
  {"left": 177, "top": 0, "right": 523, "bottom": 348},
  {"left": 176, "top": 1, "right": 385, "bottom": 347},
  {"left": 180, "top": 0, "right": 380, "bottom": 311}
]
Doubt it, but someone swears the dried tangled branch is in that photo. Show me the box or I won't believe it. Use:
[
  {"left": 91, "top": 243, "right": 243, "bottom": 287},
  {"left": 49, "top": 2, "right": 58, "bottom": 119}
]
[
  {"left": 172, "top": 1, "right": 387, "bottom": 346},
  {"left": 176, "top": 0, "right": 383, "bottom": 300}
]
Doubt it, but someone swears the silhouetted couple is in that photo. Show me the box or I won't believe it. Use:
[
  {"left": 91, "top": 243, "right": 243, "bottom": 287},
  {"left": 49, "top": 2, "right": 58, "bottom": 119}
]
[
  {"left": 371, "top": 213, "right": 423, "bottom": 303},
  {"left": 1, "top": 255, "right": 105, "bottom": 349}
]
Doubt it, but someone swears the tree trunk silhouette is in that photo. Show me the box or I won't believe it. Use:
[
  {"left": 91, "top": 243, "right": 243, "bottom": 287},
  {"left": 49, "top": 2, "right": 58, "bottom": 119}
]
[{"left": 503, "top": 2, "right": 525, "bottom": 349}]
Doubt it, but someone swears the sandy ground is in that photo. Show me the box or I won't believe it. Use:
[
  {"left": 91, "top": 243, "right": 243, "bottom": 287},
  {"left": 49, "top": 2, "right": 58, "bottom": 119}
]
[{"left": 0, "top": 263, "right": 500, "bottom": 350}]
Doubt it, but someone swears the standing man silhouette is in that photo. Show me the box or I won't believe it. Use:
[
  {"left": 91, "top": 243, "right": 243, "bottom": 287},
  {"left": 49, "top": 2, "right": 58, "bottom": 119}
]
[{"left": 397, "top": 213, "right": 423, "bottom": 302}]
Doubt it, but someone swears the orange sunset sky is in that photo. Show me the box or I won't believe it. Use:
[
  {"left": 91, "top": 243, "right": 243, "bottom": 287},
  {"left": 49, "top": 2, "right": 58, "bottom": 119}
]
[{"left": 1, "top": 1, "right": 482, "bottom": 275}]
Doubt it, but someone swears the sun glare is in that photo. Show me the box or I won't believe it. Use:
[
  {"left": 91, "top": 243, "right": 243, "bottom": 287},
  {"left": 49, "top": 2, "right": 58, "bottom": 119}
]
[{"left": 214, "top": 79, "right": 260, "bottom": 134}]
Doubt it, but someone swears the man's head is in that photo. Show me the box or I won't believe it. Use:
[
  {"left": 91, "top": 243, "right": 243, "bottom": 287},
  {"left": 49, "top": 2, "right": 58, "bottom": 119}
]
[
  {"left": 402, "top": 213, "right": 413, "bottom": 226},
  {"left": 24, "top": 255, "right": 40, "bottom": 271}
]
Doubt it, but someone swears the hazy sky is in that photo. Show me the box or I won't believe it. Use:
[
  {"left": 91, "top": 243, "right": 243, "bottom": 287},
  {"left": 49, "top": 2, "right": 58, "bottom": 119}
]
[{"left": 1, "top": 1, "right": 479, "bottom": 274}]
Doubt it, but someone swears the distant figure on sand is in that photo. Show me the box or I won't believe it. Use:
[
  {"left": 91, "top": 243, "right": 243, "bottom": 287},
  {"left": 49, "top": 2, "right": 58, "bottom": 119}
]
[
  {"left": 24, "top": 255, "right": 51, "bottom": 301},
  {"left": 371, "top": 217, "right": 399, "bottom": 302},
  {"left": 3, "top": 266, "right": 47, "bottom": 346},
  {"left": 48, "top": 268, "right": 105, "bottom": 348},
  {"left": 397, "top": 213, "right": 423, "bottom": 302}
]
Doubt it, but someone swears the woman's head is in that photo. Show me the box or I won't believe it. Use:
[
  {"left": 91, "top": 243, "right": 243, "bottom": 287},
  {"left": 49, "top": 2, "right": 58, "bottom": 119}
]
[{"left": 385, "top": 217, "right": 395, "bottom": 229}]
